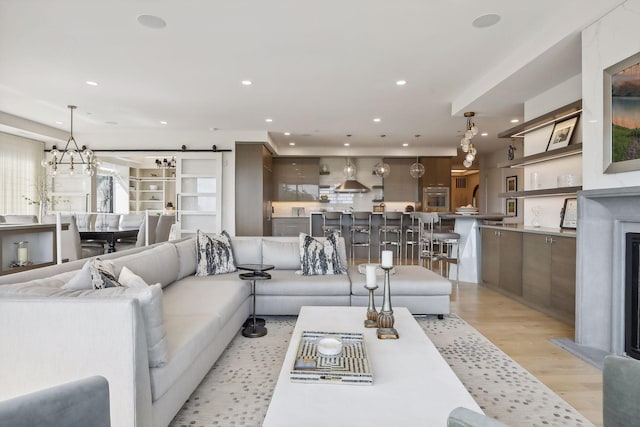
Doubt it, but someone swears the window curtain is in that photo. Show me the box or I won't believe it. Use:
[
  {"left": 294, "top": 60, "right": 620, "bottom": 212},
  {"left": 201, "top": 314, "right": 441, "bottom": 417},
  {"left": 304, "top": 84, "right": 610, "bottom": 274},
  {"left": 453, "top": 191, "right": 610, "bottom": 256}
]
[{"left": 0, "top": 132, "right": 44, "bottom": 215}]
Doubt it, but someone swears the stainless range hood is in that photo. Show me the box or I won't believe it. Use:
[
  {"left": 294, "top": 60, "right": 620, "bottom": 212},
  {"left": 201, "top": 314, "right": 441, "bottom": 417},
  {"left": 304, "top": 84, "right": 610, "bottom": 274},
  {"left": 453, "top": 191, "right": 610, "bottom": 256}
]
[{"left": 334, "top": 178, "right": 370, "bottom": 193}]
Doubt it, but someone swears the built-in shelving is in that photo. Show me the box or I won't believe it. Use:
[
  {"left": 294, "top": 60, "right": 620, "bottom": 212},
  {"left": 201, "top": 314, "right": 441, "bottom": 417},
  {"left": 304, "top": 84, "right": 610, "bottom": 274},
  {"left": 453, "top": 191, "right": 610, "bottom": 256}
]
[
  {"left": 129, "top": 167, "right": 176, "bottom": 213},
  {"left": 498, "top": 186, "right": 582, "bottom": 199},
  {"left": 498, "top": 100, "right": 582, "bottom": 138},
  {"left": 498, "top": 144, "right": 583, "bottom": 168}
]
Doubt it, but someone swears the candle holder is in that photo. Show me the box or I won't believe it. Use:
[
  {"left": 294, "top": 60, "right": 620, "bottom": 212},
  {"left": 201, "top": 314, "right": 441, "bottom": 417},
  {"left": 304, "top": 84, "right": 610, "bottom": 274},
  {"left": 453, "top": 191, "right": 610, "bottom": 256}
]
[
  {"left": 364, "top": 284, "right": 378, "bottom": 328},
  {"left": 377, "top": 266, "right": 399, "bottom": 339}
]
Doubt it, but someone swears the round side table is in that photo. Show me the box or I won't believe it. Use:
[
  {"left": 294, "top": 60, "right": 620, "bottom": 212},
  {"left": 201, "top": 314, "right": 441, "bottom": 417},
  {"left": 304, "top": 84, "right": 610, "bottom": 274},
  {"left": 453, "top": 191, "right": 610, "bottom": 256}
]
[{"left": 238, "top": 264, "right": 274, "bottom": 338}]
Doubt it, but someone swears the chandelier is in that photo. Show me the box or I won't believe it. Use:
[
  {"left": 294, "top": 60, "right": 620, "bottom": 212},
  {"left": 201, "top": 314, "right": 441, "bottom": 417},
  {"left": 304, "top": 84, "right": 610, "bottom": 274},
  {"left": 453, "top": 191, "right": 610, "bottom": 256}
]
[
  {"left": 460, "top": 111, "right": 478, "bottom": 168},
  {"left": 155, "top": 156, "right": 176, "bottom": 169},
  {"left": 42, "top": 105, "right": 98, "bottom": 176}
]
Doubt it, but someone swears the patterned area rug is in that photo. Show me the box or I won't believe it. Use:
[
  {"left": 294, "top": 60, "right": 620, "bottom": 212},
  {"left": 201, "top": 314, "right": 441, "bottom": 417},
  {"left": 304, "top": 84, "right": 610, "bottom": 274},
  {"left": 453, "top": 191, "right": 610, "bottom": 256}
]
[{"left": 170, "top": 315, "right": 593, "bottom": 427}]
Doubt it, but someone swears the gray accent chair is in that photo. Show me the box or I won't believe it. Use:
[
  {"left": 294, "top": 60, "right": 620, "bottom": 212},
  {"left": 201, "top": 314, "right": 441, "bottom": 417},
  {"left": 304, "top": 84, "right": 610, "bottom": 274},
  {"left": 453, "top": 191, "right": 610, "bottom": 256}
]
[
  {"left": 603, "top": 355, "right": 640, "bottom": 427},
  {"left": 447, "top": 407, "right": 510, "bottom": 427},
  {"left": 0, "top": 376, "right": 110, "bottom": 427}
]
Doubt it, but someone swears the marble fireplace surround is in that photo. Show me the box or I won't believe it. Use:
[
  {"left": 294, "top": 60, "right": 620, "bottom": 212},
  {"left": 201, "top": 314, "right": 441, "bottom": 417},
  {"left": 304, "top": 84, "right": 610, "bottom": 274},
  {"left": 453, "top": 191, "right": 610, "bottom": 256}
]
[{"left": 576, "top": 186, "right": 640, "bottom": 356}]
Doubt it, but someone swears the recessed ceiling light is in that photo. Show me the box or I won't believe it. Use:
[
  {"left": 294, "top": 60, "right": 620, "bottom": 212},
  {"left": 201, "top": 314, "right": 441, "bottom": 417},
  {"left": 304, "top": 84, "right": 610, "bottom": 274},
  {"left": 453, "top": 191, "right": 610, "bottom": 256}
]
[
  {"left": 86, "top": 81, "right": 98, "bottom": 86},
  {"left": 241, "top": 80, "right": 252, "bottom": 86},
  {"left": 396, "top": 80, "right": 407, "bottom": 86},
  {"left": 472, "top": 14, "right": 501, "bottom": 28},
  {"left": 481, "top": 132, "right": 488, "bottom": 136},
  {"left": 289, "top": 142, "right": 296, "bottom": 146},
  {"left": 344, "top": 143, "right": 350, "bottom": 147},
  {"left": 137, "top": 14, "right": 167, "bottom": 29},
  {"left": 373, "top": 118, "right": 381, "bottom": 123},
  {"left": 160, "top": 121, "right": 168, "bottom": 125},
  {"left": 55, "top": 121, "right": 64, "bottom": 125},
  {"left": 402, "top": 143, "right": 409, "bottom": 147},
  {"left": 265, "top": 118, "right": 273, "bottom": 123},
  {"left": 510, "top": 119, "right": 519, "bottom": 123},
  {"left": 284, "top": 132, "right": 291, "bottom": 136}
]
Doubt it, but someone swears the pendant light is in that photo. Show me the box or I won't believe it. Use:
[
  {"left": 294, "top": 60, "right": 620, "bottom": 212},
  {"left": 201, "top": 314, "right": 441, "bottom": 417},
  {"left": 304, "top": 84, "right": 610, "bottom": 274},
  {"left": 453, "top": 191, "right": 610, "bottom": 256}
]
[
  {"left": 460, "top": 112, "right": 479, "bottom": 168},
  {"left": 409, "top": 135, "right": 425, "bottom": 178},
  {"left": 374, "top": 134, "right": 390, "bottom": 178}
]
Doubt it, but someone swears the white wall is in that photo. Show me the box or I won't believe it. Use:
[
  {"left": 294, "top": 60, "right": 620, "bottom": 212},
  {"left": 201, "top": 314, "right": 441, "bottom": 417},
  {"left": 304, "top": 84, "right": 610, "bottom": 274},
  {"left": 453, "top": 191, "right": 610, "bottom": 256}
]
[
  {"left": 478, "top": 140, "right": 524, "bottom": 221},
  {"left": 582, "top": 0, "right": 640, "bottom": 190}
]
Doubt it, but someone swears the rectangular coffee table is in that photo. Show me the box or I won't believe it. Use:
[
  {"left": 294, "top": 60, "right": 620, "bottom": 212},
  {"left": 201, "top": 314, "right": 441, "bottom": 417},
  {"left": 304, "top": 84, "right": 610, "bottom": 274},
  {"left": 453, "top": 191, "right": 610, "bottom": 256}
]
[{"left": 262, "top": 306, "right": 482, "bottom": 426}]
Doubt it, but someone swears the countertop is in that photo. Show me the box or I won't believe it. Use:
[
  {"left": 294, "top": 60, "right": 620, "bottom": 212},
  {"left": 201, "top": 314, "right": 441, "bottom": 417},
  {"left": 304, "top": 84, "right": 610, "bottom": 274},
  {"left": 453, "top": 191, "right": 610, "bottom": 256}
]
[
  {"left": 439, "top": 213, "right": 506, "bottom": 220},
  {"left": 479, "top": 223, "right": 576, "bottom": 238}
]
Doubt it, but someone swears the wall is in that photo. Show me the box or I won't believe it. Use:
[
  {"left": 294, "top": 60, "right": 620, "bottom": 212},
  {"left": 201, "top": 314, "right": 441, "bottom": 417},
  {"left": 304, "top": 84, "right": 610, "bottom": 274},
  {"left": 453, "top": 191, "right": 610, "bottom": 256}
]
[
  {"left": 582, "top": 0, "right": 640, "bottom": 190},
  {"left": 478, "top": 140, "right": 524, "bottom": 221}
]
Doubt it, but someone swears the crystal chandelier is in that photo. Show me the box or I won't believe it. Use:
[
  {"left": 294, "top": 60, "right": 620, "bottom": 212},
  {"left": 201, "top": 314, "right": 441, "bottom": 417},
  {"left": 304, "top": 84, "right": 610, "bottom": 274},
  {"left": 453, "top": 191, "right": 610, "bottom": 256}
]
[
  {"left": 460, "top": 111, "right": 479, "bottom": 168},
  {"left": 42, "top": 105, "right": 98, "bottom": 176}
]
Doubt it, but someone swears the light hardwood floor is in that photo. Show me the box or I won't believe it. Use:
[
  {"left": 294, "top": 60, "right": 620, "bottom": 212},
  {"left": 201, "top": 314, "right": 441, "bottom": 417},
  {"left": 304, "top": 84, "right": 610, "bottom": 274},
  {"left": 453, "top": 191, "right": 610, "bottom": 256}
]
[{"left": 450, "top": 281, "right": 603, "bottom": 426}]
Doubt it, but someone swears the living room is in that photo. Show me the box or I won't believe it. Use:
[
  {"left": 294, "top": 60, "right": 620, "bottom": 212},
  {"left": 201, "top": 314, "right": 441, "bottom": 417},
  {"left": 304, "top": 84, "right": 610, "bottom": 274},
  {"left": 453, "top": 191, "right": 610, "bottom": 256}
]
[{"left": 2, "top": 1, "right": 640, "bottom": 426}]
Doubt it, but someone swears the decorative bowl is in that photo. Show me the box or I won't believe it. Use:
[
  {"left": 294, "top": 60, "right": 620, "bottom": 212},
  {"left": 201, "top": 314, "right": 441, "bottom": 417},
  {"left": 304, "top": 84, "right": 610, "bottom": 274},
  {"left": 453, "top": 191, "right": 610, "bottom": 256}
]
[
  {"left": 456, "top": 206, "right": 478, "bottom": 213},
  {"left": 149, "top": 185, "right": 158, "bottom": 190},
  {"left": 317, "top": 336, "right": 342, "bottom": 357}
]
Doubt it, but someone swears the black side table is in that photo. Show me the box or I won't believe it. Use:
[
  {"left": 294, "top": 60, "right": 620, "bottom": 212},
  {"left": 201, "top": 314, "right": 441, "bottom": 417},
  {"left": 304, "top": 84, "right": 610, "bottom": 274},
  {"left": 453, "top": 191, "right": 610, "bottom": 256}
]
[{"left": 238, "top": 264, "right": 274, "bottom": 338}]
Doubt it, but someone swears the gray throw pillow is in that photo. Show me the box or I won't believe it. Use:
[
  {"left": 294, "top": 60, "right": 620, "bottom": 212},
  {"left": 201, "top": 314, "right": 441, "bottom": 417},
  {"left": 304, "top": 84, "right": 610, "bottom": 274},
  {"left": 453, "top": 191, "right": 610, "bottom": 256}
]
[{"left": 195, "top": 230, "right": 237, "bottom": 276}]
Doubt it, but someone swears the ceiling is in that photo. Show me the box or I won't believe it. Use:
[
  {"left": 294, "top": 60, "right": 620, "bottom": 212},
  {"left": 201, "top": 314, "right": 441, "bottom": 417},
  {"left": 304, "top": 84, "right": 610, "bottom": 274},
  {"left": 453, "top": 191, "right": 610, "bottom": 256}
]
[{"left": 0, "top": 1, "right": 625, "bottom": 160}]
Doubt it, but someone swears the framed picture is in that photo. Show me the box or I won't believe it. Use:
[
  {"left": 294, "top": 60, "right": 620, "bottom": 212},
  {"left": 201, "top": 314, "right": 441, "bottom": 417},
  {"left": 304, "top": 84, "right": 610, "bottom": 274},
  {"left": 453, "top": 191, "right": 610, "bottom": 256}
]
[
  {"left": 506, "top": 198, "right": 517, "bottom": 217},
  {"left": 560, "top": 198, "right": 578, "bottom": 229},
  {"left": 546, "top": 117, "right": 578, "bottom": 151},
  {"left": 506, "top": 175, "right": 517, "bottom": 192},
  {"left": 604, "top": 51, "right": 640, "bottom": 173}
]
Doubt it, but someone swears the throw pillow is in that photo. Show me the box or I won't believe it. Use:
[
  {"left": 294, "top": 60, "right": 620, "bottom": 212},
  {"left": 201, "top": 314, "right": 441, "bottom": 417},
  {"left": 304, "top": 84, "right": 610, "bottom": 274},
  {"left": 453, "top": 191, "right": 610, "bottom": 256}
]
[
  {"left": 118, "top": 266, "right": 149, "bottom": 288},
  {"left": 299, "top": 232, "right": 343, "bottom": 276},
  {"left": 195, "top": 230, "right": 237, "bottom": 276},
  {"left": 63, "top": 259, "right": 121, "bottom": 290}
]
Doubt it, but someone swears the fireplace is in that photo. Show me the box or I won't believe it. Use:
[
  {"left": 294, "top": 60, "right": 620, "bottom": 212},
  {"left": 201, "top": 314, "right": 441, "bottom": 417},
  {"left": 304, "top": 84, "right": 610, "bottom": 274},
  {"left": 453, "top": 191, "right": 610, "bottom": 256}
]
[{"left": 626, "top": 233, "right": 640, "bottom": 360}]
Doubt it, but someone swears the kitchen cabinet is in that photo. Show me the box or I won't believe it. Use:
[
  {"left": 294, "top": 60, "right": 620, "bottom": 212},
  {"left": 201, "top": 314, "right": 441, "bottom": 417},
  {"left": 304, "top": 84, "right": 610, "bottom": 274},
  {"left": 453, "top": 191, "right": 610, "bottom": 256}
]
[
  {"left": 235, "top": 143, "right": 273, "bottom": 236},
  {"left": 481, "top": 228, "right": 522, "bottom": 296},
  {"left": 522, "top": 233, "right": 576, "bottom": 323},
  {"left": 272, "top": 218, "right": 309, "bottom": 236},
  {"left": 422, "top": 157, "right": 451, "bottom": 187},
  {"left": 382, "top": 158, "right": 418, "bottom": 202},
  {"left": 272, "top": 157, "right": 319, "bottom": 201}
]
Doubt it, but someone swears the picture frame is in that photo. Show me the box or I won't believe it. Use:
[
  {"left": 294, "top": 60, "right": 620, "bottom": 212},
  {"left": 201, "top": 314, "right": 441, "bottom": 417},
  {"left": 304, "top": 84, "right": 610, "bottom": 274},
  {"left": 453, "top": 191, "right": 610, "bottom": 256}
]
[
  {"left": 506, "top": 175, "right": 518, "bottom": 192},
  {"left": 560, "top": 197, "right": 578, "bottom": 229},
  {"left": 603, "top": 51, "right": 640, "bottom": 173},
  {"left": 506, "top": 198, "right": 517, "bottom": 217},
  {"left": 546, "top": 117, "right": 577, "bottom": 151}
]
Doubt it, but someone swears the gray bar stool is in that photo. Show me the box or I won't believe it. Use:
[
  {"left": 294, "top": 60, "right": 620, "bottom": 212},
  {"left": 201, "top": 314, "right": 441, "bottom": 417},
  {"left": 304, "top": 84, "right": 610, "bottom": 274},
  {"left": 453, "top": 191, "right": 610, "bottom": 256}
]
[
  {"left": 431, "top": 215, "right": 460, "bottom": 284},
  {"left": 415, "top": 212, "right": 439, "bottom": 269},
  {"left": 404, "top": 212, "right": 422, "bottom": 265},
  {"left": 322, "top": 211, "right": 343, "bottom": 236},
  {"left": 350, "top": 211, "right": 372, "bottom": 263},
  {"left": 378, "top": 211, "right": 403, "bottom": 263}
]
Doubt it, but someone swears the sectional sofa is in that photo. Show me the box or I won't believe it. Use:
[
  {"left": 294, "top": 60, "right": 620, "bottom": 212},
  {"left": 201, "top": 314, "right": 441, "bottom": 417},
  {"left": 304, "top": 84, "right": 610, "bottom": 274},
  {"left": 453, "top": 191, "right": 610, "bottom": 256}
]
[{"left": 0, "top": 235, "right": 451, "bottom": 427}]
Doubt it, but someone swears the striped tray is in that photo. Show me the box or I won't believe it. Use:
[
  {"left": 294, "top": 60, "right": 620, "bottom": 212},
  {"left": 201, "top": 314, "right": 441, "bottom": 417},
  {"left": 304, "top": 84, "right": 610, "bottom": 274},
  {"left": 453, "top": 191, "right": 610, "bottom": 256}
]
[{"left": 290, "top": 331, "right": 373, "bottom": 385}]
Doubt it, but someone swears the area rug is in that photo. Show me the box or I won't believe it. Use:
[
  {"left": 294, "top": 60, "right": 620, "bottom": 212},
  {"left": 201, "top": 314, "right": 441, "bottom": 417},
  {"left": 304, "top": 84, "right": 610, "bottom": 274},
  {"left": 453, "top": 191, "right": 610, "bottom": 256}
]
[{"left": 170, "top": 315, "right": 593, "bottom": 427}]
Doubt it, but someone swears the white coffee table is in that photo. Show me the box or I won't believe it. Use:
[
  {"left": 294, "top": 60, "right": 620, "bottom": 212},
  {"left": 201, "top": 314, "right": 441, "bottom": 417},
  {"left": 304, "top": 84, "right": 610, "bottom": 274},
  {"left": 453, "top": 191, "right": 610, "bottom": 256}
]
[{"left": 262, "top": 306, "right": 482, "bottom": 426}]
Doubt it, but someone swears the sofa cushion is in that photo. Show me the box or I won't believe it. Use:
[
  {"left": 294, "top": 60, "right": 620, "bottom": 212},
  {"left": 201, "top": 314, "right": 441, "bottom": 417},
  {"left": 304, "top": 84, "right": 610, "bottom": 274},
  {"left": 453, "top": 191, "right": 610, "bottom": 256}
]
[
  {"left": 108, "top": 243, "right": 180, "bottom": 288},
  {"left": 196, "top": 230, "right": 237, "bottom": 276},
  {"left": 230, "top": 237, "right": 262, "bottom": 265},
  {"left": 262, "top": 239, "right": 300, "bottom": 270},
  {"left": 174, "top": 239, "right": 197, "bottom": 280},
  {"left": 348, "top": 265, "right": 452, "bottom": 296},
  {"left": 118, "top": 266, "right": 150, "bottom": 289},
  {"left": 255, "top": 270, "right": 351, "bottom": 296},
  {"left": 63, "top": 259, "right": 121, "bottom": 290},
  {"left": 299, "top": 233, "right": 342, "bottom": 275}
]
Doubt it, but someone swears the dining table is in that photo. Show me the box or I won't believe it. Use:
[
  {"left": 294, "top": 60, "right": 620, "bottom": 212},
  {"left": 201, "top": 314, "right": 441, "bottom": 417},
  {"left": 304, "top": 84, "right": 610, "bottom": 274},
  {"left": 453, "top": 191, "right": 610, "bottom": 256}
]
[{"left": 78, "top": 226, "right": 140, "bottom": 253}]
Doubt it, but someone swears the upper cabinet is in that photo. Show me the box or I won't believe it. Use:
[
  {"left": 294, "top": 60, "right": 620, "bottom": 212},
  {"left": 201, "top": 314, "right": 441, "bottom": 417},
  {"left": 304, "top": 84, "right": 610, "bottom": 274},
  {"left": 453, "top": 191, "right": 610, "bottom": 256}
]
[
  {"left": 272, "top": 157, "right": 319, "bottom": 201},
  {"left": 422, "top": 157, "right": 451, "bottom": 187},
  {"left": 382, "top": 158, "right": 419, "bottom": 202}
]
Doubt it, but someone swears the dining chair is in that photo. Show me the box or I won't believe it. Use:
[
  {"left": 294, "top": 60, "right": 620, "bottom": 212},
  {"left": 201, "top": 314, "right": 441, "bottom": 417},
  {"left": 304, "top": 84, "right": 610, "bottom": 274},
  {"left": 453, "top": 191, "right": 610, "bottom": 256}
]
[{"left": 41, "top": 214, "right": 82, "bottom": 261}]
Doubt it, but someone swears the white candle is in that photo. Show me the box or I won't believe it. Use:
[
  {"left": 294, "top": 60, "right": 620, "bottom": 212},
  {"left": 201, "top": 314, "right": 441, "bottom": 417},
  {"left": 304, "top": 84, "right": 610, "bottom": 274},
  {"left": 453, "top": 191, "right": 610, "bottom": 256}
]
[
  {"left": 365, "top": 265, "right": 377, "bottom": 288},
  {"left": 381, "top": 250, "right": 393, "bottom": 268},
  {"left": 18, "top": 247, "right": 28, "bottom": 264}
]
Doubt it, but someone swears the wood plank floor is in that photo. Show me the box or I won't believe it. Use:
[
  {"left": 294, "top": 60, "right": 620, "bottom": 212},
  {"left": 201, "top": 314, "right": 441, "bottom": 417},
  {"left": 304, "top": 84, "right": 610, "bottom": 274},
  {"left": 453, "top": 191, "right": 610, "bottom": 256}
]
[{"left": 450, "top": 281, "right": 603, "bottom": 426}]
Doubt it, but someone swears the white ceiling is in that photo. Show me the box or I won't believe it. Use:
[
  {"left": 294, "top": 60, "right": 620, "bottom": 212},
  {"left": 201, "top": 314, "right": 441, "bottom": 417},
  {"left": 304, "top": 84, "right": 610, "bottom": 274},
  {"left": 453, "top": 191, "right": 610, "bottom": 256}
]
[{"left": 0, "top": 0, "right": 625, "bottom": 158}]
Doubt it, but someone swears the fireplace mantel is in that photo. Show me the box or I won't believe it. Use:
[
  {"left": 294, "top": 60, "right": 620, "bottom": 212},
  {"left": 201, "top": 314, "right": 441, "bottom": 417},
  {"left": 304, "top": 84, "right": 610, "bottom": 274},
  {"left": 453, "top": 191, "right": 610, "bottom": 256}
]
[{"left": 577, "top": 186, "right": 640, "bottom": 355}]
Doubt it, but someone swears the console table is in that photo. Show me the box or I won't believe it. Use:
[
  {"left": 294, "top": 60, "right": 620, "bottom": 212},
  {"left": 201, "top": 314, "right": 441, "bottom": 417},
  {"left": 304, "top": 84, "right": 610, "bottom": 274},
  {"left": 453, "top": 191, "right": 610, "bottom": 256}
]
[{"left": 0, "top": 224, "right": 59, "bottom": 275}]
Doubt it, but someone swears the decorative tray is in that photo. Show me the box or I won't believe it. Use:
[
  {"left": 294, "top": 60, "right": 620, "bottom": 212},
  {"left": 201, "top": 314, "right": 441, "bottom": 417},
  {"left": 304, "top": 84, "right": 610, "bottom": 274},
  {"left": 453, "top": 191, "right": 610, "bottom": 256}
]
[{"left": 290, "top": 331, "right": 373, "bottom": 385}]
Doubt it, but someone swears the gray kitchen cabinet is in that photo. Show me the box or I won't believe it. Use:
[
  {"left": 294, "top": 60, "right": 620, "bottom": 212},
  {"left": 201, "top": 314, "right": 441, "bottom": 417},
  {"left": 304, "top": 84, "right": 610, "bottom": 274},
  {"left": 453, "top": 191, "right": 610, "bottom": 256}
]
[
  {"left": 383, "top": 158, "right": 419, "bottom": 202},
  {"left": 522, "top": 233, "right": 576, "bottom": 323},
  {"left": 422, "top": 157, "right": 452, "bottom": 187},
  {"left": 235, "top": 143, "right": 273, "bottom": 236},
  {"left": 481, "top": 228, "right": 522, "bottom": 296},
  {"left": 272, "top": 218, "right": 310, "bottom": 236},
  {"left": 272, "top": 157, "right": 319, "bottom": 201}
]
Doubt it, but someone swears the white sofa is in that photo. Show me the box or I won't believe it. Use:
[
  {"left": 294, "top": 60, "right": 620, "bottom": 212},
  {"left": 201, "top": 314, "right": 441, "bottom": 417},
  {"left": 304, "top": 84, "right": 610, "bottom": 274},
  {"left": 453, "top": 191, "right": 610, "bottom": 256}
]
[{"left": 0, "top": 235, "right": 451, "bottom": 427}]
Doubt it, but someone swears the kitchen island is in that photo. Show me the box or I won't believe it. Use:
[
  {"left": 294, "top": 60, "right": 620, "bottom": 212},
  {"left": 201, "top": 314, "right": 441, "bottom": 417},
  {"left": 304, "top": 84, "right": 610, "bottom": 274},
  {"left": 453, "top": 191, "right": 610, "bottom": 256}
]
[{"left": 439, "top": 213, "right": 505, "bottom": 284}]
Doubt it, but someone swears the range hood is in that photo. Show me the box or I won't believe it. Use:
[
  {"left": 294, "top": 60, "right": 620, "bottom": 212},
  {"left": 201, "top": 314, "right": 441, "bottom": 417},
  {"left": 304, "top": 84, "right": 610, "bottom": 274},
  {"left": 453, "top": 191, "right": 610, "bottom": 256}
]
[{"left": 334, "top": 178, "right": 370, "bottom": 193}]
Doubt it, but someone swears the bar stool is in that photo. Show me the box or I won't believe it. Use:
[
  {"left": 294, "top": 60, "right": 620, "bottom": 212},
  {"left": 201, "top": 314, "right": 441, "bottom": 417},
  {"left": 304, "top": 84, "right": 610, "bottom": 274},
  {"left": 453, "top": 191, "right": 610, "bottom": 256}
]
[
  {"left": 350, "top": 211, "right": 372, "bottom": 263},
  {"left": 431, "top": 215, "right": 460, "bottom": 284},
  {"left": 415, "top": 212, "right": 439, "bottom": 269},
  {"left": 322, "top": 211, "right": 343, "bottom": 236},
  {"left": 404, "top": 212, "right": 422, "bottom": 265},
  {"left": 379, "top": 211, "right": 403, "bottom": 263}
]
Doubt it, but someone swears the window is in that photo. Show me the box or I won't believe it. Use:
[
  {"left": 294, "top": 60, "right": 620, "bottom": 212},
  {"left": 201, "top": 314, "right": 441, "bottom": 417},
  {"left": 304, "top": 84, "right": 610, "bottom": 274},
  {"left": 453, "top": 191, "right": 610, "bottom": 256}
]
[{"left": 0, "top": 133, "right": 44, "bottom": 215}]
